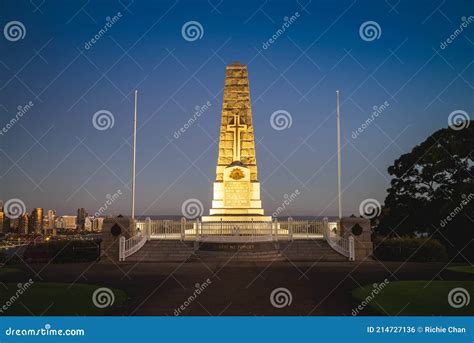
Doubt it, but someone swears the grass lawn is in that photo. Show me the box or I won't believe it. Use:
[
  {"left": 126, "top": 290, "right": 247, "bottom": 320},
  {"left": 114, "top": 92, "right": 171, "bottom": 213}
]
[
  {"left": 0, "top": 282, "right": 127, "bottom": 315},
  {"left": 446, "top": 265, "right": 474, "bottom": 274},
  {"left": 352, "top": 281, "right": 474, "bottom": 316}
]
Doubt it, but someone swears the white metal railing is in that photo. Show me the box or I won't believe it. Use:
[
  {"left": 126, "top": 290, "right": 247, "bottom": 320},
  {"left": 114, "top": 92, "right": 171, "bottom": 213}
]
[
  {"left": 119, "top": 217, "right": 348, "bottom": 259},
  {"left": 119, "top": 218, "right": 151, "bottom": 261},
  {"left": 323, "top": 217, "right": 355, "bottom": 261},
  {"left": 134, "top": 218, "right": 332, "bottom": 241},
  {"left": 195, "top": 220, "right": 277, "bottom": 243}
]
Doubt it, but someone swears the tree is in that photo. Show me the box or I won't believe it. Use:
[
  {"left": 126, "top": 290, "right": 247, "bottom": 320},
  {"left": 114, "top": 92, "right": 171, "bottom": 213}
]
[{"left": 376, "top": 121, "right": 474, "bottom": 262}]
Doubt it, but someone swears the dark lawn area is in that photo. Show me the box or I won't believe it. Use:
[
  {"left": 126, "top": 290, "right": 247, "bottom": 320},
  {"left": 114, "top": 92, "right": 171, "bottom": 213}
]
[{"left": 1, "top": 259, "right": 471, "bottom": 316}]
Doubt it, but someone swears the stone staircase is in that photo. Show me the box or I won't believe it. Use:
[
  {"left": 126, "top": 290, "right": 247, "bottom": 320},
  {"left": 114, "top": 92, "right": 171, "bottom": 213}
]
[
  {"left": 191, "top": 249, "right": 286, "bottom": 262},
  {"left": 280, "top": 240, "right": 348, "bottom": 262},
  {"left": 124, "top": 239, "right": 348, "bottom": 263},
  {"left": 125, "top": 240, "right": 195, "bottom": 262}
]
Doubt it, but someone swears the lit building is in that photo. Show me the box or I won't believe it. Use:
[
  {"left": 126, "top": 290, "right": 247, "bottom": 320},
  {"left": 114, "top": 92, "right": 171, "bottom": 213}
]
[
  {"left": 56, "top": 215, "right": 77, "bottom": 230},
  {"left": 18, "top": 213, "right": 29, "bottom": 235},
  {"left": 46, "top": 210, "right": 56, "bottom": 229},
  {"left": 30, "top": 208, "right": 43, "bottom": 234},
  {"left": 92, "top": 217, "right": 104, "bottom": 231},
  {"left": 84, "top": 216, "right": 92, "bottom": 231},
  {"left": 77, "top": 208, "right": 88, "bottom": 230},
  {"left": 0, "top": 200, "right": 4, "bottom": 233},
  {"left": 0, "top": 210, "right": 4, "bottom": 234},
  {"left": 8, "top": 218, "right": 19, "bottom": 232}
]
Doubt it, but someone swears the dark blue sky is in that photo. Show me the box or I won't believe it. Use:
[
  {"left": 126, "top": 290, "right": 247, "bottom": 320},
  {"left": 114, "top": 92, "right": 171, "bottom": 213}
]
[{"left": 1, "top": 0, "right": 473, "bottom": 216}]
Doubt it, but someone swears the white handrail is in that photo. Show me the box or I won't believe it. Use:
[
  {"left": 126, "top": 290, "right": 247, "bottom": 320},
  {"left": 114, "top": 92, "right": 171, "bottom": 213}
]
[
  {"left": 323, "top": 217, "right": 355, "bottom": 261},
  {"left": 119, "top": 218, "right": 150, "bottom": 261}
]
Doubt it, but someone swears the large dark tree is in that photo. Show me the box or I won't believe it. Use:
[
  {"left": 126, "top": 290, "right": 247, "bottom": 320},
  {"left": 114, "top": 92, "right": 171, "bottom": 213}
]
[{"left": 376, "top": 121, "right": 474, "bottom": 262}]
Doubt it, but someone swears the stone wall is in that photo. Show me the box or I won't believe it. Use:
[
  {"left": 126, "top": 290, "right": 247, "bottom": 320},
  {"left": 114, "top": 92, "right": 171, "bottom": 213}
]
[
  {"left": 340, "top": 217, "right": 373, "bottom": 261},
  {"left": 100, "top": 216, "right": 133, "bottom": 263}
]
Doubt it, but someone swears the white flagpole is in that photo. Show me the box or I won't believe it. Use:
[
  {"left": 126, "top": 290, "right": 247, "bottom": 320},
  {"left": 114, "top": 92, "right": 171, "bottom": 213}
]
[
  {"left": 336, "top": 90, "right": 342, "bottom": 219},
  {"left": 132, "top": 90, "right": 138, "bottom": 220}
]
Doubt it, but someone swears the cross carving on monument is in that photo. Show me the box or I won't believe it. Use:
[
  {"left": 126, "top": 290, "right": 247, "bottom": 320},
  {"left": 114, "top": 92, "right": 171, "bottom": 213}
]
[{"left": 227, "top": 114, "right": 247, "bottom": 162}]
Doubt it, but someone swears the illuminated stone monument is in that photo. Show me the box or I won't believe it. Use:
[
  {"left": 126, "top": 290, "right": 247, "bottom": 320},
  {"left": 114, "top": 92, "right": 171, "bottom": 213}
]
[{"left": 202, "top": 62, "right": 271, "bottom": 222}]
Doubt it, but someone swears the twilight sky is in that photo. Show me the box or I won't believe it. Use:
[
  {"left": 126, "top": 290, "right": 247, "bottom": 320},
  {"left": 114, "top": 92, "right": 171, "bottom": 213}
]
[{"left": 0, "top": 0, "right": 473, "bottom": 217}]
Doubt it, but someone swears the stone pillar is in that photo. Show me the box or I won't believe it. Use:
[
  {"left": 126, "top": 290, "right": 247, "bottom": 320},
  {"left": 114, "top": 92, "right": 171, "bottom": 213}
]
[
  {"left": 100, "top": 216, "right": 133, "bottom": 263},
  {"left": 340, "top": 217, "right": 373, "bottom": 261}
]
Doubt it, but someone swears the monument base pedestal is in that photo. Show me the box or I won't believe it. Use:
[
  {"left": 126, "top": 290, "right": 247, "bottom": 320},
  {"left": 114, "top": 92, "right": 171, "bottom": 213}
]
[{"left": 201, "top": 215, "right": 272, "bottom": 222}]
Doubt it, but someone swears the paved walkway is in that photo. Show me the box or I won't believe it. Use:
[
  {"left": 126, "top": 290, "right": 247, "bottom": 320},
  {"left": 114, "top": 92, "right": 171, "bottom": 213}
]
[{"left": 4, "top": 259, "right": 461, "bottom": 316}]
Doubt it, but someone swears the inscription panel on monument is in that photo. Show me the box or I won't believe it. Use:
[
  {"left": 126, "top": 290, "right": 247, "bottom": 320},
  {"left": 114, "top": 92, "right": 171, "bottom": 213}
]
[{"left": 224, "top": 181, "right": 250, "bottom": 207}]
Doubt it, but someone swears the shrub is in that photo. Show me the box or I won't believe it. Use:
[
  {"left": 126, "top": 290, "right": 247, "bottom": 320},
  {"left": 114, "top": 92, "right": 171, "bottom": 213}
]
[
  {"left": 21, "top": 240, "right": 101, "bottom": 263},
  {"left": 373, "top": 236, "right": 448, "bottom": 262}
]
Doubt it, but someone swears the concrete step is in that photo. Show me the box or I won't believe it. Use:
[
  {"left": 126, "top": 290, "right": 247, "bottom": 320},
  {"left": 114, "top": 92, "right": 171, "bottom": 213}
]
[
  {"left": 192, "top": 250, "right": 285, "bottom": 262},
  {"left": 124, "top": 239, "right": 349, "bottom": 262},
  {"left": 279, "top": 240, "right": 348, "bottom": 261}
]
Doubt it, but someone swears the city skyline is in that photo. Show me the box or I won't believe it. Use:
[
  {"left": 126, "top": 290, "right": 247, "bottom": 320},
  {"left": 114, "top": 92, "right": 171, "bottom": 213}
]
[{"left": 1, "top": 1, "right": 472, "bottom": 217}]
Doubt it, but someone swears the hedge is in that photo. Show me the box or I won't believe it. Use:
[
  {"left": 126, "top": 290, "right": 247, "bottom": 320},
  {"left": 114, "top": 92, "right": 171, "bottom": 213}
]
[{"left": 373, "top": 236, "right": 448, "bottom": 262}]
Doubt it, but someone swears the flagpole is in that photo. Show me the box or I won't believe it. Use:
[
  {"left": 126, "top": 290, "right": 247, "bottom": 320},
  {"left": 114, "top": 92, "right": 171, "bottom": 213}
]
[
  {"left": 336, "top": 90, "right": 342, "bottom": 219},
  {"left": 132, "top": 90, "right": 137, "bottom": 220}
]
